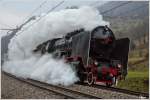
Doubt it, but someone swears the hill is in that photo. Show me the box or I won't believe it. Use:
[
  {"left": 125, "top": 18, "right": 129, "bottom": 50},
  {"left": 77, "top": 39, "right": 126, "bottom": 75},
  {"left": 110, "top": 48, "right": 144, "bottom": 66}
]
[{"left": 97, "top": 1, "right": 149, "bottom": 50}]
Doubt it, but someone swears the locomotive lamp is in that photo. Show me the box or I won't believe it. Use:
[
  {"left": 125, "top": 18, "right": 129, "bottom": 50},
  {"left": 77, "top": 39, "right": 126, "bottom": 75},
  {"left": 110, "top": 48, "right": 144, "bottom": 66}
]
[
  {"left": 117, "top": 64, "right": 122, "bottom": 68},
  {"left": 94, "top": 61, "right": 98, "bottom": 66}
]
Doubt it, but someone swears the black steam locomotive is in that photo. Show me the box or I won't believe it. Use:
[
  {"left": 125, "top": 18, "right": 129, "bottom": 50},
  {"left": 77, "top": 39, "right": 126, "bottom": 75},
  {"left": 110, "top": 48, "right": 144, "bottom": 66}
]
[{"left": 33, "top": 26, "right": 130, "bottom": 86}]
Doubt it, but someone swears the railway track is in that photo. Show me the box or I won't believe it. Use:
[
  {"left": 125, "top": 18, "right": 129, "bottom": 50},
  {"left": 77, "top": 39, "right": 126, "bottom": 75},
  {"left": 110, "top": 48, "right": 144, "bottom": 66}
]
[
  {"left": 3, "top": 71, "right": 149, "bottom": 99},
  {"left": 77, "top": 82, "right": 149, "bottom": 98},
  {"left": 3, "top": 72, "right": 101, "bottom": 99}
]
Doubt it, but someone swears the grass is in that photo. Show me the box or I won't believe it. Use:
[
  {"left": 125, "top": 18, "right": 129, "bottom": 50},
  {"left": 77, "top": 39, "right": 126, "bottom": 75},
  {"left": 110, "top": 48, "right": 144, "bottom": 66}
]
[
  {"left": 127, "top": 71, "right": 149, "bottom": 78},
  {"left": 116, "top": 44, "right": 149, "bottom": 93},
  {"left": 128, "top": 60, "right": 148, "bottom": 71},
  {"left": 116, "top": 71, "right": 149, "bottom": 93}
]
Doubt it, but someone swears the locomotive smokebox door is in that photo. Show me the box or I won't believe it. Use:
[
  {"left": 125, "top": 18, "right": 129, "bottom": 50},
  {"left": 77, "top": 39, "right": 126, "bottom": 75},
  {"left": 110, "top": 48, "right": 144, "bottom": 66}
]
[{"left": 110, "top": 38, "right": 130, "bottom": 79}]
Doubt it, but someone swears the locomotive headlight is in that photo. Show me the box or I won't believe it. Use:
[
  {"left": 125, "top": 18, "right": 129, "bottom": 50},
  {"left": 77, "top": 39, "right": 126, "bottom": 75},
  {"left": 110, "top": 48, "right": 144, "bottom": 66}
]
[
  {"left": 118, "top": 64, "right": 122, "bottom": 68},
  {"left": 94, "top": 61, "right": 98, "bottom": 65}
]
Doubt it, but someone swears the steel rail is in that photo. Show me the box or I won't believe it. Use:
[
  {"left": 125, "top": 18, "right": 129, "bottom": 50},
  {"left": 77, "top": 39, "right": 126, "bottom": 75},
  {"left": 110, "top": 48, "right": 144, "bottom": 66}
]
[
  {"left": 3, "top": 72, "right": 74, "bottom": 99},
  {"left": 3, "top": 72, "right": 101, "bottom": 99},
  {"left": 28, "top": 79, "right": 101, "bottom": 99},
  {"left": 77, "top": 82, "right": 149, "bottom": 98}
]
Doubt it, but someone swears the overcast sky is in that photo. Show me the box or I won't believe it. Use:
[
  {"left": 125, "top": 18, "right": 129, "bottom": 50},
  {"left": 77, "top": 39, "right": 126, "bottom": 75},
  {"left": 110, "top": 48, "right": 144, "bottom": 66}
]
[{"left": 0, "top": 0, "right": 109, "bottom": 30}]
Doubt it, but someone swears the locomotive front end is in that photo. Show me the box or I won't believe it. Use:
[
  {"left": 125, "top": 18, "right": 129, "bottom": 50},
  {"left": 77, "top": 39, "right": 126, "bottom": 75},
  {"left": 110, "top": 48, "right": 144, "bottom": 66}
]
[{"left": 88, "top": 26, "right": 128, "bottom": 86}]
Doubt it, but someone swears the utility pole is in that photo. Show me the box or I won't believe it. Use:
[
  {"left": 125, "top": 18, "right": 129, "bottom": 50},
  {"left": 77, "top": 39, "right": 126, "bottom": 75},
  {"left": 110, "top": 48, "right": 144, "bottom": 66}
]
[
  {"left": 0, "top": 16, "right": 36, "bottom": 35},
  {"left": 1, "top": 16, "right": 36, "bottom": 65},
  {"left": 1, "top": 0, "right": 65, "bottom": 64}
]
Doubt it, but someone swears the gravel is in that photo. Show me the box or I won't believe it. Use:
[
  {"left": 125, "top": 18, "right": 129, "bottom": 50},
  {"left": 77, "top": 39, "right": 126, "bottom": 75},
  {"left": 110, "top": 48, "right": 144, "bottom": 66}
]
[
  {"left": 66, "top": 84, "right": 140, "bottom": 99},
  {"left": 1, "top": 72, "right": 66, "bottom": 99},
  {"left": 2, "top": 72, "right": 141, "bottom": 99}
]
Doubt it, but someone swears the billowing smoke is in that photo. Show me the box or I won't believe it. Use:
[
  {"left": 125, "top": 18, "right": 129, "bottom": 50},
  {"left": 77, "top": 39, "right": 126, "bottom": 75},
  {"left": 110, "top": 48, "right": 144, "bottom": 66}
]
[{"left": 2, "top": 6, "right": 109, "bottom": 86}]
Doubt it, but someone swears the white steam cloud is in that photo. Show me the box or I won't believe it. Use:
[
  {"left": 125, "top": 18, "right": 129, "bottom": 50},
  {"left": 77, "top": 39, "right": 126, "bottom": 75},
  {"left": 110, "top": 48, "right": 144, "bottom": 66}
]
[{"left": 2, "top": 6, "right": 109, "bottom": 86}]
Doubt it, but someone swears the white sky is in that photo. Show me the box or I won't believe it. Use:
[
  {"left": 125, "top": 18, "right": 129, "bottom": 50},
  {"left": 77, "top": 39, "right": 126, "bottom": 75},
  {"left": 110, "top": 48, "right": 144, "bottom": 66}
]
[
  {"left": 0, "top": 0, "right": 147, "bottom": 36},
  {"left": 0, "top": 0, "right": 108, "bottom": 30}
]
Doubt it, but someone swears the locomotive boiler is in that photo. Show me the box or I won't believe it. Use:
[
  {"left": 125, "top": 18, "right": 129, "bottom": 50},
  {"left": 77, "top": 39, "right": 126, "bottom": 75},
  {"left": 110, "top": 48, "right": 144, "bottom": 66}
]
[{"left": 33, "top": 26, "right": 130, "bottom": 86}]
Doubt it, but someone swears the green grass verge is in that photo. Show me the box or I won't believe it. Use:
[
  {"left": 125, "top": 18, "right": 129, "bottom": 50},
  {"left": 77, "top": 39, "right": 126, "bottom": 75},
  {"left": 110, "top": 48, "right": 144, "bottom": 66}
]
[
  {"left": 116, "top": 71, "right": 149, "bottom": 93},
  {"left": 118, "top": 47, "right": 149, "bottom": 92}
]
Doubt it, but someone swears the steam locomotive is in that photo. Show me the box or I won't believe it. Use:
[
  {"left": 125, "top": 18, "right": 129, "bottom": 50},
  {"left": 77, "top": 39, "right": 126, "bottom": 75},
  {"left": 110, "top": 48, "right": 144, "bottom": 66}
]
[{"left": 33, "top": 26, "right": 130, "bottom": 86}]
